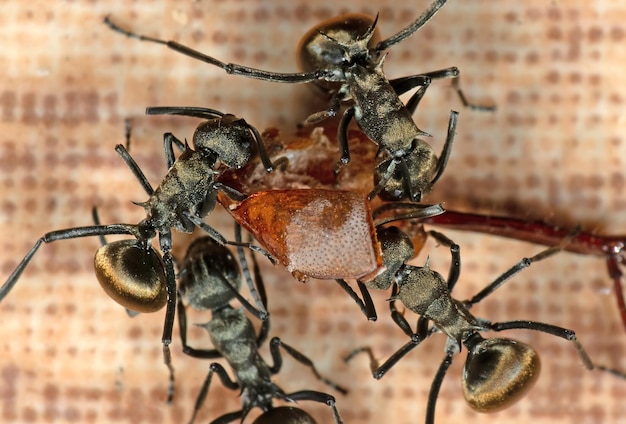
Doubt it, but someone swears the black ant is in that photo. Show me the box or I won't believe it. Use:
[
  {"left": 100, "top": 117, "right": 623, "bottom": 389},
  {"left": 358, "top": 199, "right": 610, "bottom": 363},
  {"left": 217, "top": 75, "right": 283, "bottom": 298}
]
[
  {"left": 345, "top": 230, "right": 626, "bottom": 423},
  {"left": 104, "top": 0, "right": 491, "bottom": 202},
  {"left": 0, "top": 107, "right": 280, "bottom": 388},
  {"left": 177, "top": 233, "right": 346, "bottom": 424}
]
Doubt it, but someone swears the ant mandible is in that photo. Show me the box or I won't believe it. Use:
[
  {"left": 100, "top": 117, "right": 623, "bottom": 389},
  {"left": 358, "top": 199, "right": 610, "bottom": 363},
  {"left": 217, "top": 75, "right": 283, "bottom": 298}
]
[
  {"left": 0, "top": 107, "right": 280, "bottom": 388},
  {"left": 104, "top": 0, "right": 490, "bottom": 202},
  {"left": 346, "top": 231, "right": 626, "bottom": 423},
  {"left": 177, "top": 233, "right": 346, "bottom": 424}
]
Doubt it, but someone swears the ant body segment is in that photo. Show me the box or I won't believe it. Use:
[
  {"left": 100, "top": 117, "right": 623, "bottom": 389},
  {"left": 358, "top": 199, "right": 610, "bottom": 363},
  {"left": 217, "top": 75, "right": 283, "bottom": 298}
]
[
  {"left": 177, "top": 235, "right": 346, "bottom": 424},
  {"left": 104, "top": 0, "right": 490, "bottom": 201},
  {"left": 0, "top": 107, "right": 277, "bottom": 387},
  {"left": 346, "top": 232, "right": 626, "bottom": 423}
]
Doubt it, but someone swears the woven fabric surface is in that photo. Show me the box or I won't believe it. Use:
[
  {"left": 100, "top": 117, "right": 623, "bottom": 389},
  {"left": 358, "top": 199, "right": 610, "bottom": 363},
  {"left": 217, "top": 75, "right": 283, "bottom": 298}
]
[{"left": 1, "top": 1, "right": 625, "bottom": 423}]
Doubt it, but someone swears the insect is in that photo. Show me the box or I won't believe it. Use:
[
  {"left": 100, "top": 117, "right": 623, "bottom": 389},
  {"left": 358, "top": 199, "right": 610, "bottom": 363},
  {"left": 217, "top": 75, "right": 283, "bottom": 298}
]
[
  {"left": 0, "top": 107, "right": 278, "bottom": 386},
  {"left": 177, "top": 235, "right": 346, "bottom": 424},
  {"left": 219, "top": 123, "right": 626, "bottom": 332},
  {"left": 345, "top": 231, "right": 626, "bottom": 423},
  {"left": 218, "top": 186, "right": 444, "bottom": 321},
  {"left": 104, "top": 0, "right": 492, "bottom": 202}
]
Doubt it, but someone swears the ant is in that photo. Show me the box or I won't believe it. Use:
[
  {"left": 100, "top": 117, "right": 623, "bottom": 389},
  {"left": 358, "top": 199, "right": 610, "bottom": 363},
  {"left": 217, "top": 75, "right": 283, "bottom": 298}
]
[
  {"left": 345, "top": 231, "right": 626, "bottom": 423},
  {"left": 421, "top": 210, "right": 626, "bottom": 333},
  {"left": 177, "top": 233, "right": 346, "bottom": 424},
  {"left": 104, "top": 0, "right": 491, "bottom": 202},
  {"left": 0, "top": 107, "right": 280, "bottom": 387}
]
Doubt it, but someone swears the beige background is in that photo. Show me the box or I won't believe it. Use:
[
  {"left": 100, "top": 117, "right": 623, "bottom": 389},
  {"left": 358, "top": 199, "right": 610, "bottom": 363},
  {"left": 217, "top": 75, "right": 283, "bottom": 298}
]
[{"left": 2, "top": 1, "right": 626, "bottom": 423}]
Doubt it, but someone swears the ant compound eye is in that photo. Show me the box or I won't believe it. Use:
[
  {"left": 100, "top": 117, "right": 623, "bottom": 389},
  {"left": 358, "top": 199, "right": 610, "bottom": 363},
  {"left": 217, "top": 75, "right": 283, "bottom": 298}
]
[
  {"left": 94, "top": 239, "right": 167, "bottom": 313},
  {"left": 252, "top": 406, "right": 317, "bottom": 424},
  {"left": 462, "top": 338, "right": 540, "bottom": 412}
]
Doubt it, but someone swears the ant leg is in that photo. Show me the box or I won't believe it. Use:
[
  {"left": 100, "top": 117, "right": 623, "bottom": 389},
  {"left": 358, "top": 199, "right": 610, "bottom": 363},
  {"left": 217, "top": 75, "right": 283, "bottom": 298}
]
[
  {"left": 368, "top": 156, "right": 396, "bottom": 200},
  {"left": 245, "top": 119, "right": 288, "bottom": 173},
  {"left": 401, "top": 66, "right": 495, "bottom": 112},
  {"left": 158, "top": 231, "right": 177, "bottom": 403},
  {"left": 426, "top": 230, "right": 461, "bottom": 291},
  {"left": 162, "top": 132, "right": 186, "bottom": 168},
  {"left": 247, "top": 237, "right": 271, "bottom": 347},
  {"left": 234, "top": 224, "right": 269, "bottom": 321},
  {"left": 388, "top": 75, "right": 431, "bottom": 115},
  {"left": 334, "top": 279, "right": 377, "bottom": 321},
  {"left": 104, "top": 17, "right": 328, "bottom": 83},
  {"left": 425, "top": 348, "right": 456, "bottom": 424},
  {"left": 177, "top": 297, "right": 222, "bottom": 359},
  {"left": 284, "top": 391, "right": 344, "bottom": 424},
  {"left": 114, "top": 144, "right": 155, "bottom": 196},
  {"left": 0, "top": 224, "right": 136, "bottom": 301},
  {"left": 429, "top": 110, "right": 459, "bottom": 186},
  {"left": 188, "top": 362, "right": 240, "bottom": 424},
  {"left": 345, "top": 317, "right": 432, "bottom": 380},
  {"left": 489, "top": 320, "right": 626, "bottom": 379},
  {"left": 372, "top": 202, "right": 445, "bottom": 226},
  {"left": 388, "top": 284, "right": 415, "bottom": 337},
  {"left": 212, "top": 182, "right": 246, "bottom": 201},
  {"left": 370, "top": 155, "right": 421, "bottom": 202},
  {"left": 182, "top": 211, "right": 276, "bottom": 263},
  {"left": 333, "top": 106, "right": 355, "bottom": 177},
  {"left": 268, "top": 337, "right": 348, "bottom": 394},
  {"left": 399, "top": 156, "right": 420, "bottom": 202},
  {"left": 451, "top": 75, "right": 496, "bottom": 112},
  {"left": 465, "top": 233, "right": 577, "bottom": 307}
]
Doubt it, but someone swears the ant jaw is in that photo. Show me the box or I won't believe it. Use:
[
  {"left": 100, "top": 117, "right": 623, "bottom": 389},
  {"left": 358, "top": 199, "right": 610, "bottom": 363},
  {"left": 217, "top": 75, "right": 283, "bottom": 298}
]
[
  {"left": 462, "top": 337, "right": 540, "bottom": 413},
  {"left": 94, "top": 240, "right": 168, "bottom": 313}
]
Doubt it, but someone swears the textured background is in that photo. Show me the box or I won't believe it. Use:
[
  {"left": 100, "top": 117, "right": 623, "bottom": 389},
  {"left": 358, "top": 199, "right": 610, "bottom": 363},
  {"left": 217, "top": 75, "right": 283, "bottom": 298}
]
[{"left": 2, "top": 1, "right": 626, "bottom": 423}]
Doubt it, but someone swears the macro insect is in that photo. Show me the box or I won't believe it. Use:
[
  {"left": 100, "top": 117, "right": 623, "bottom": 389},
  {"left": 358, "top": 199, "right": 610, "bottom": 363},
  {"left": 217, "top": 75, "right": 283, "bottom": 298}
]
[
  {"left": 0, "top": 107, "right": 279, "bottom": 383},
  {"left": 345, "top": 232, "right": 626, "bottom": 423},
  {"left": 177, "top": 235, "right": 346, "bottom": 424},
  {"left": 218, "top": 186, "right": 444, "bottom": 321},
  {"left": 104, "top": 0, "right": 492, "bottom": 202}
]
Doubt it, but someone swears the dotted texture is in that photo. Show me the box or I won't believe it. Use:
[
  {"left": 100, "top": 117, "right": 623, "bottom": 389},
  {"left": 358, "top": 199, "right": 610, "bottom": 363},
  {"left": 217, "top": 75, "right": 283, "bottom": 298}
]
[{"left": 1, "top": 1, "right": 625, "bottom": 424}]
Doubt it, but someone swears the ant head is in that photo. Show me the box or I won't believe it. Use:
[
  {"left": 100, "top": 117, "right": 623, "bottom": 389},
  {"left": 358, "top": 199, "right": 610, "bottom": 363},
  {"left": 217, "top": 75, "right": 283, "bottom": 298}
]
[
  {"left": 252, "top": 406, "right": 317, "bottom": 424},
  {"left": 297, "top": 13, "right": 381, "bottom": 95},
  {"left": 366, "top": 226, "right": 414, "bottom": 291},
  {"left": 94, "top": 239, "right": 167, "bottom": 313},
  {"left": 374, "top": 141, "right": 438, "bottom": 202},
  {"left": 192, "top": 115, "right": 258, "bottom": 169},
  {"left": 178, "top": 237, "right": 242, "bottom": 311},
  {"left": 462, "top": 335, "right": 541, "bottom": 412}
]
